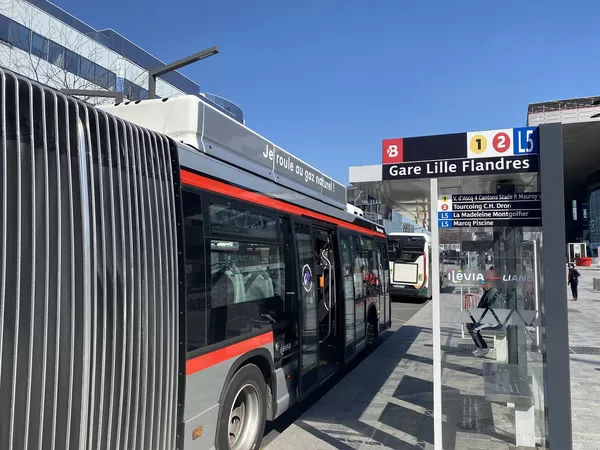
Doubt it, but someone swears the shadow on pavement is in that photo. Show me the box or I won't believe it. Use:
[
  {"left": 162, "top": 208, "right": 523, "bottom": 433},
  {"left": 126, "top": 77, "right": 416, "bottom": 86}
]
[
  {"left": 286, "top": 325, "right": 430, "bottom": 448},
  {"left": 270, "top": 316, "right": 516, "bottom": 449},
  {"left": 264, "top": 328, "right": 397, "bottom": 438}
]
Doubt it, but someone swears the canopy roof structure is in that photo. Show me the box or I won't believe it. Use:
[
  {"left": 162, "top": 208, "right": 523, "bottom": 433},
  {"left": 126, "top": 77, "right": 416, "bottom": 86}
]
[
  {"left": 349, "top": 166, "right": 536, "bottom": 229},
  {"left": 351, "top": 98, "right": 600, "bottom": 230}
]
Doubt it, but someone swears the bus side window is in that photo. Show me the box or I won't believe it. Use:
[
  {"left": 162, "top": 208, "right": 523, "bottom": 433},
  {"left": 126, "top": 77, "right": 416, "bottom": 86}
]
[
  {"left": 360, "top": 237, "right": 374, "bottom": 295},
  {"left": 183, "top": 189, "right": 208, "bottom": 353},
  {"left": 206, "top": 200, "right": 285, "bottom": 345},
  {"left": 350, "top": 235, "right": 363, "bottom": 298},
  {"left": 340, "top": 234, "right": 356, "bottom": 358}
]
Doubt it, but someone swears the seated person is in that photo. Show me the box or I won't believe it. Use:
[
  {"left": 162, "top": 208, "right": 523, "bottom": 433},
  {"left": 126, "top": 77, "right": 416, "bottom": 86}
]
[{"left": 467, "top": 271, "right": 504, "bottom": 358}]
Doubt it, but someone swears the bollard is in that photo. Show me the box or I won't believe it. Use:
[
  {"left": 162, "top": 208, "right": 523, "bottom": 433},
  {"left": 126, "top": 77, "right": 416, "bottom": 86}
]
[{"left": 593, "top": 278, "right": 598, "bottom": 291}]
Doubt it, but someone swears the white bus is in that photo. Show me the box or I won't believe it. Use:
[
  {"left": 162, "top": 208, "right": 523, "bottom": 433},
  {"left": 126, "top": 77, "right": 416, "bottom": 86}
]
[{"left": 387, "top": 232, "right": 432, "bottom": 300}]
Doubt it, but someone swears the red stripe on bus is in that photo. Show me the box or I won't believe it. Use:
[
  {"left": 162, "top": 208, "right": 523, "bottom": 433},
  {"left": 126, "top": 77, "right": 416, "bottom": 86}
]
[
  {"left": 180, "top": 170, "right": 387, "bottom": 238},
  {"left": 186, "top": 331, "right": 274, "bottom": 376}
]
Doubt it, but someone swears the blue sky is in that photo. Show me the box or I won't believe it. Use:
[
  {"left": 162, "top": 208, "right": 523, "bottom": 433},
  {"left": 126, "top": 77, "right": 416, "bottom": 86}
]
[{"left": 56, "top": 0, "right": 600, "bottom": 184}]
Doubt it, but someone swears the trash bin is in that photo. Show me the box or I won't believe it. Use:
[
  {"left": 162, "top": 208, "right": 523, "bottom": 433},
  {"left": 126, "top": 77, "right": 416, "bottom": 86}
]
[{"left": 576, "top": 257, "right": 593, "bottom": 266}]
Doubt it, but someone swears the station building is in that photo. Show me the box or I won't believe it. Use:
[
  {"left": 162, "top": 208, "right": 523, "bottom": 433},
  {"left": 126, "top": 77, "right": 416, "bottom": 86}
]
[
  {"left": 526, "top": 96, "right": 600, "bottom": 254},
  {"left": 0, "top": 0, "right": 244, "bottom": 123}
]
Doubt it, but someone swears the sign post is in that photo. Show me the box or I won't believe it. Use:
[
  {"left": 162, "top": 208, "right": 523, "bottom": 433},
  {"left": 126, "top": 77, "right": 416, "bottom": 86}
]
[{"left": 430, "top": 178, "right": 442, "bottom": 449}]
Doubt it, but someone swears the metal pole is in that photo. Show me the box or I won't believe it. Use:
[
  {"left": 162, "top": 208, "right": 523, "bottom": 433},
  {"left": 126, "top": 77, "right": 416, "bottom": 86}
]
[
  {"left": 430, "top": 178, "right": 442, "bottom": 449},
  {"left": 148, "top": 75, "right": 156, "bottom": 101},
  {"left": 538, "top": 123, "right": 572, "bottom": 449},
  {"left": 60, "top": 88, "right": 123, "bottom": 104},
  {"left": 147, "top": 46, "right": 219, "bottom": 99}
]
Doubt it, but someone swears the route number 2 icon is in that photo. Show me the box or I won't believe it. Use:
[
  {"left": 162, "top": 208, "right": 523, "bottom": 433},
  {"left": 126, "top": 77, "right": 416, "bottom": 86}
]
[
  {"left": 441, "top": 204, "right": 449, "bottom": 211},
  {"left": 493, "top": 132, "right": 511, "bottom": 153}
]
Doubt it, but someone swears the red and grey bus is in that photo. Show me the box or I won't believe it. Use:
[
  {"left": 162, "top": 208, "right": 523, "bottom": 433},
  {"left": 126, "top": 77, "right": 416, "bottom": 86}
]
[{"left": 0, "top": 67, "right": 390, "bottom": 450}]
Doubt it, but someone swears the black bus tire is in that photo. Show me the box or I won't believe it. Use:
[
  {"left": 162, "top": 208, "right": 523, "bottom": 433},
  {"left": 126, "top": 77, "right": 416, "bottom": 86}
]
[{"left": 216, "top": 363, "right": 267, "bottom": 450}]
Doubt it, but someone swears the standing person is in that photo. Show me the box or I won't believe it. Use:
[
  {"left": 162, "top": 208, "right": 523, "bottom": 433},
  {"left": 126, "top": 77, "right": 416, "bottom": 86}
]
[
  {"left": 568, "top": 263, "right": 581, "bottom": 301},
  {"left": 467, "top": 271, "right": 504, "bottom": 357}
]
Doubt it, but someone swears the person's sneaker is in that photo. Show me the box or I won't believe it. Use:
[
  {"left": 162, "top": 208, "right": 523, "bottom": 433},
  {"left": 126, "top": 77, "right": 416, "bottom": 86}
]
[{"left": 473, "top": 348, "right": 491, "bottom": 357}]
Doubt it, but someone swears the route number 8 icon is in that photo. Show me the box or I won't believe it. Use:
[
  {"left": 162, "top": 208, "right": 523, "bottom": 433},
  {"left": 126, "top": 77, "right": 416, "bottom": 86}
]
[{"left": 387, "top": 144, "right": 398, "bottom": 158}]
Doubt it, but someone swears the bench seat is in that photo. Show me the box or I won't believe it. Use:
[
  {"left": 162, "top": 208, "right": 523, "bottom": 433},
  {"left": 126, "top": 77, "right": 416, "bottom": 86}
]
[{"left": 482, "top": 362, "right": 535, "bottom": 447}]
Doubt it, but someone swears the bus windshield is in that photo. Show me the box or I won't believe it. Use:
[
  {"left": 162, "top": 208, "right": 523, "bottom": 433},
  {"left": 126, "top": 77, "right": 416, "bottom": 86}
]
[
  {"left": 388, "top": 235, "right": 426, "bottom": 262},
  {"left": 387, "top": 234, "right": 431, "bottom": 299}
]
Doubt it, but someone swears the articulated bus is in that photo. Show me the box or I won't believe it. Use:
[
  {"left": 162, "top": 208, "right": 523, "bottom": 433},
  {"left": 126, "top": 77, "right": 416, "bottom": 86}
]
[
  {"left": 388, "top": 232, "right": 432, "bottom": 300},
  {"left": 0, "top": 68, "right": 390, "bottom": 450}
]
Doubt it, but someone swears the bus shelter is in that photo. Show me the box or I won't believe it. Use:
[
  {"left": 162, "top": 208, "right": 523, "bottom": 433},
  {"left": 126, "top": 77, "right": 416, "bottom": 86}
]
[{"left": 349, "top": 124, "right": 571, "bottom": 449}]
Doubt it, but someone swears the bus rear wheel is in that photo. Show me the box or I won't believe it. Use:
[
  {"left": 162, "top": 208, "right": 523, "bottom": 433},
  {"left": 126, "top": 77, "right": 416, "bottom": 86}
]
[{"left": 216, "top": 363, "right": 267, "bottom": 450}]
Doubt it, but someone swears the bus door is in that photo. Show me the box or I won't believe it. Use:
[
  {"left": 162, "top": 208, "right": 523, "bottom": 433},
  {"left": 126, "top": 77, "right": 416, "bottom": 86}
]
[
  {"left": 294, "top": 223, "right": 339, "bottom": 398},
  {"left": 376, "top": 242, "right": 388, "bottom": 328},
  {"left": 313, "top": 228, "right": 339, "bottom": 380}
]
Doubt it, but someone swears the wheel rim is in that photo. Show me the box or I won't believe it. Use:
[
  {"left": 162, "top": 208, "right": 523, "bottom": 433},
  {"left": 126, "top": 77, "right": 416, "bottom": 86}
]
[{"left": 228, "top": 383, "right": 261, "bottom": 450}]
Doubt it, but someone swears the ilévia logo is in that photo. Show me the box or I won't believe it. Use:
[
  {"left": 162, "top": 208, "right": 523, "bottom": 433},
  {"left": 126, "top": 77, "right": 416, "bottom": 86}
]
[
  {"left": 382, "top": 138, "right": 403, "bottom": 164},
  {"left": 302, "top": 264, "right": 313, "bottom": 292}
]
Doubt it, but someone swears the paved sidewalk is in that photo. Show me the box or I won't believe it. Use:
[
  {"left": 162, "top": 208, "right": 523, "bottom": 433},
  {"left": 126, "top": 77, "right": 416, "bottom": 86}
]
[
  {"left": 568, "top": 267, "right": 600, "bottom": 449},
  {"left": 264, "top": 269, "right": 600, "bottom": 449}
]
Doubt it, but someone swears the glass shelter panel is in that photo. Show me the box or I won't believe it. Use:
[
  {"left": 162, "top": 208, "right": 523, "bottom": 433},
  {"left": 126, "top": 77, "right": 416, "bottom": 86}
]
[{"left": 438, "top": 183, "right": 547, "bottom": 449}]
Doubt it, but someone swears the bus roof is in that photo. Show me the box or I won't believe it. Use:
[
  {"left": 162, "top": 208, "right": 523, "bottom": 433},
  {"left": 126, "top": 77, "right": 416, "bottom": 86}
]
[
  {"left": 98, "top": 95, "right": 347, "bottom": 209},
  {"left": 96, "top": 95, "right": 384, "bottom": 238}
]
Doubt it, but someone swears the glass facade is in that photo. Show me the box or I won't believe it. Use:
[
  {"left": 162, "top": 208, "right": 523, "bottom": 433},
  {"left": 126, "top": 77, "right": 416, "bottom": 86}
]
[
  {"left": 585, "top": 169, "right": 600, "bottom": 256},
  {"left": 22, "top": 0, "right": 199, "bottom": 95},
  {"left": 0, "top": 13, "right": 133, "bottom": 95},
  {"left": 587, "top": 190, "right": 600, "bottom": 256},
  {"left": 204, "top": 93, "right": 244, "bottom": 124}
]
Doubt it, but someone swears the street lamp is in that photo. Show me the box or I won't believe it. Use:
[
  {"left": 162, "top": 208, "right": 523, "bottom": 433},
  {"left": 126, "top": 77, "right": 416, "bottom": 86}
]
[{"left": 148, "top": 46, "right": 219, "bottom": 99}]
